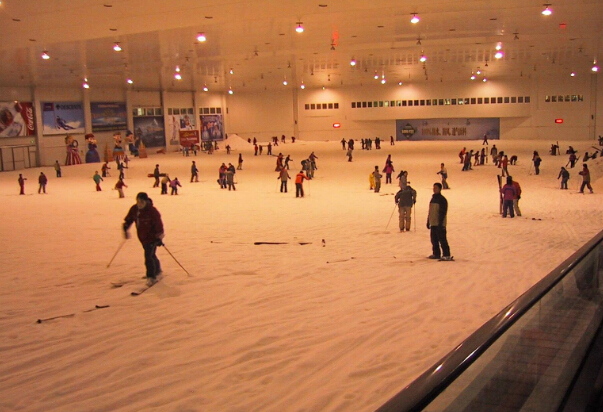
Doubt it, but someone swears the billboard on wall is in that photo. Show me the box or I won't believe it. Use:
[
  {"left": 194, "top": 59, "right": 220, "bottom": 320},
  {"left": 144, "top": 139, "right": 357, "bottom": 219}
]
[
  {"left": 133, "top": 116, "right": 166, "bottom": 148},
  {"left": 90, "top": 102, "right": 127, "bottom": 132},
  {"left": 396, "top": 118, "right": 500, "bottom": 141},
  {"left": 0, "top": 101, "right": 35, "bottom": 137},
  {"left": 42, "top": 101, "right": 85, "bottom": 135},
  {"left": 200, "top": 114, "right": 224, "bottom": 141},
  {"left": 179, "top": 130, "right": 200, "bottom": 147},
  {"left": 167, "top": 109, "right": 196, "bottom": 145}
]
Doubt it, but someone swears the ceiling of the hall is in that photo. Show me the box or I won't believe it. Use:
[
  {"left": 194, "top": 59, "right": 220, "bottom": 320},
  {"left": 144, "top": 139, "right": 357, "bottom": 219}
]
[{"left": 0, "top": 0, "right": 600, "bottom": 92}]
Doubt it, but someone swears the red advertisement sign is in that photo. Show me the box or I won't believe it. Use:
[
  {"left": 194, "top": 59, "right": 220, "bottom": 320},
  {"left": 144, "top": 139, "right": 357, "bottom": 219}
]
[
  {"left": 179, "top": 130, "right": 200, "bottom": 147},
  {"left": 0, "top": 101, "right": 36, "bottom": 137}
]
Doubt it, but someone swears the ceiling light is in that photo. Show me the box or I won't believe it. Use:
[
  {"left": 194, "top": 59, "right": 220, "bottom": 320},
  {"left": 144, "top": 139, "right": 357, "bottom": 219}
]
[
  {"left": 410, "top": 13, "right": 420, "bottom": 24},
  {"left": 593, "top": 65, "right": 599, "bottom": 73},
  {"left": 175, "top": 65, "right": 180, "bottom": 73},
  {"left": 41, "top": 50, "right": 50, "bottom": 60},
  {"left": 470, "top": 74, "right": 476, "bottom": 80},
  {"left": 322, "top": 86, "right": 326, "bottom": 90},
  {"left": 126, "top": 78, "right": 133, "bottom": 84},
  {"left": 197, "top": 32, "right": 207, "bottom": 42},
  {"left": 283, "top": 79, "right": 288, "bottom": 86},
  {"left": 228, "top": 87, "right": 234, "bottom": 95},
  {"left": 494, "top": 51, "right": 504, "bottom": 59},
  {"left": 483, "top": 77, "right": 487, "bottom": 82},
  {"left": 174, "top": 73, "right": 182, "bottom": 80},
  {"left": 350, "top": 58, "right": 356, "bottom": 66},
  {"left": 419, "top": 54, "right": 427, "bottom": 63},
  {"left": 82, "top": 81, "right": 90, "bottom": 89},
  {"left": 229, "top": 68, "right": 234, "bottom": 74},
  {"left": 203, "top": 85, "right": 209, "bottom": 91},
  {"left": 300, "top": 82, "right": 305, "bottom": 89},
  {"left": 398, "top": 81, "right": 403, "bottom": 86},
  {"left": 542, "top": 4, "right": 552, "bottom": 16},
  {"left": 495, "top": 43, "right": 502, "bottom": 51},
  {"left": 113, "top": 42, "right": 122, "bottom": 52},
  {"left": 570, "top": 72, "right": 576, "bottom": 77},
  {"left": 374, "top": 71, "right": 379, "bottom": 80},
  {"left": 476, "top": 69, "right": 481, "bottom": 75},
  {"left": 295, "top": 22, "right": 304, "bottom": 33},
  {"left": 381, "top": 78, "right": 386, "bottom": 84}
]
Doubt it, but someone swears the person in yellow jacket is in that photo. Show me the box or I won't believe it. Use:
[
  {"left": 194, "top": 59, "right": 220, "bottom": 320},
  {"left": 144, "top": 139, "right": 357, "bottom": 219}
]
[{"left": 369, "top": 172, "right": 375, "bottom": 190}]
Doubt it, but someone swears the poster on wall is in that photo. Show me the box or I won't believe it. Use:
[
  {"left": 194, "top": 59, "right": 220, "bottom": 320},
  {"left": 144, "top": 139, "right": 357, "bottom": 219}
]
[
  {"left": 0, "top": 101, "right": 35, "bottom": 137},
  {"left": 133, "top": 116, "right": 166, "bottom": 148},
  {"left": 91, "top": 102, "right": 127, "bottom": 132},
  {"left": 42, "top": 102, "right": 85, "bottom": 135},
  {"left": 200, "top": 114, "right": 224, "bottom": 141},
  {"left": 179, "top": 130, "right": 200, "bottom": 147},
  {"left": 395, "top": 118, "right": 500, "bottom": 141},
  {"left": 167, "top": 108, "right": 196, "bottom": 145}
]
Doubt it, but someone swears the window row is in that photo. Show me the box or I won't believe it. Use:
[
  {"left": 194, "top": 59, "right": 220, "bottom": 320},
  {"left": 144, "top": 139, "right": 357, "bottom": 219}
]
[
  {"left": 351, "top": 96, "right": 531, "bottom": 108},
  {"left": 133, "top": 107, "right": 163, "bottom": 117},
  {"left": 545, "top": 95, "right": 584, "bottom": 103},
  {"left": 304, "top": 102, "right": 340, "bottom": 110},
  {"left": 199, "top": 107, "right": 222, "bottom": 114},
  {"left": 168, "top": 107, "right": 194, "bottom": 115}
]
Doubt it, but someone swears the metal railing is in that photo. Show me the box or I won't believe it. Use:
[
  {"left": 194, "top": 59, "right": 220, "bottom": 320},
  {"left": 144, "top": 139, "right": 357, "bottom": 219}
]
[{"left": 376, "top": 230, "right": 603, "bottom": 412}]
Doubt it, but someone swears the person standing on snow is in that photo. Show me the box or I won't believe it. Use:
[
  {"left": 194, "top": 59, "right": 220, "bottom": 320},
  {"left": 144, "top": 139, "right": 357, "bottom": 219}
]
[
  {"left": 383, "top": 162, "right": 395, "bottom": 184},
  {"left": 295, "top": 170, "right": 309, "bottom": 198},
  {"left": 558, "top": 167, "right": 570, "bottom": 190},
  {"left": 115, "top": 178, "right": 127, "bottom": 198},
  {"left": 226, "top": 163, "right": 236, "bottom": 191},
  {"left": 500, "top": 176, "right": 517, "bottom": 218},
  {"left": 532, "top": 151, "right": 542, "bottom": 175},
  {"left": 395, "top": 184, "right": 417, "bottom": 232},
  {"left": 190, "top": 161, "right": 199, "bottom": 183},
  {"left": 511, "top": 177, "right": 522, "bottom": 217},
  {"left": 372, "top": 166, "right": 382, "bottom": 193},
  {"left": 170, "top": 177, "right": 182, "bottom": 195},
  {"left": 237, "top": 153, "right": 243, "bottom": 170},
  {"left": 123, "top": 192, "right": 165, "bottom": 286},
  {"left": 278, "top": 167, "right": 291, "bottom": 192},
  {"left": 54, "top": 160, "right": 62, "bottom": 178},
  {"left": 153, "top": 164, "right": 160, "bottom": 187},
  {"left": 427, "top": 183, "right": 451, "bottom": 260},
  {"left": 437, "top": 163, "right": 449, "bottom": 189},
  {"left": 579, "top": 164, "right": 594, "bottom": 193},
  {"left": 38, "top": 172, "right": 47, "bottom": 194},
  {"left": 18, "top": 174, "right": 27, "bottom": 195},
  {"left": 93, "top": 171, "right": 103, "bottom": 191},
  {"left": 160, "top": 174, "right": 171, "bottom": 195}
]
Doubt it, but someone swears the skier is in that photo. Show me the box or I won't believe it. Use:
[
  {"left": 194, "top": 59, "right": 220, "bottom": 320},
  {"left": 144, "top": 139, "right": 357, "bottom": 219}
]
[
  {"left": 533, "top": 151, "right": 542, "bottom": 175},
  {"left": 341, "top": 138, "right": 347, "bottom": 150},
  {"left": 480, "top": 148, "right": 486, "bottom": 165},
  {"left": 237, "top": 153, "right": 243, "bottom": 170},
  {"left": 579, "top": 164, "right": 594, "bottom": 193},
  {"left": 348, "top": 139, "right": 354, "bottom": 150},
  {"left": 567, "top": 152, "right": 577, "bottom": 168},
  {"left": 558, "top": 167, "right": 570, "bottom": 189},
  {"left": 474, "top": 151, "right": 480, "bottom": 166},
  {"left": 459, "top": 147, "right": 466, "bottom": 164},
  {"left": 218, "top": 163, "right": 227, "bottom": 189},
  {"left": 482, "top": 133, "right": 488, "bottom": 145},
  {"left": 278, "top": 167, "right": 291, "bottom": 192},
  {"left": 509, "top": 155, "right": 517, "bottom": 165},
  {"left": 115, "top": 178, "right": 127, "bottom": 198},
  {"left": 254, "top": 144, "right": 258, "bottom": 156},
  {"left": 117, "top": 161, "right": 125, "bottom": 180},
  {"left": 101, "top": 162, "right": 111, "bottom": 178},
  {"left": 346, "top": 147, "right": 353, "bottom": 162},
  {"left": 395, "top": 184, "right": 417, "bottom": 232},
  {"left": 390, "top": 135, "right": 394, "bottom": 146},
  {"left": 295, "top": 170, "right": 309, "bottom": 198},
  {"left": 54, "top": 160, "right": 62, "bottom": 178},
  {"left": 153, "top": 164, "right": 160, "bottom": 187},
  {"left": 38, "top": 172, "right": 47, "bottom": 194},
  {"left": 291, "top": 136, "right": 296, "bottom": 143},
  {"left": 259, "top": 145, "right": 263, "bottom": 155},
  {"left": 500, "top": 176, "right": 516, "bottom": 218},
  {"left": 437, "top": 163, "right": 449, "bottom": 189},
  {"left": 383, "top": 162, "right": 395, "bottom": 184},
  {"left": 93, "top": 171, "right": 103, "bottom": 191},
  {"left": 372, "top": 166, "right": 382, "bottom": 193},
  {"left": 190, "top": 161, "right": 199, "bottom": 183},
  {"left": 511, "top": 177, "right": 522, "bottom": 217},
  {"left": 170, "top": 177, "right": 182, "bottom": 195},
  {"left": 309, "top": 152, "right": 318, "bottom": 171},
  {"left": 267, "top": 143, "right": 272, "bottom": 156},
  {"left": 397, "top": 170, "right": 408, "bottom": 189},
  {"left": 161, "top": 174, "right": 171, "bottom": 195},
  {"left": 275, "top": 153, "right": 284, "bottom": 171},
  {"left": 18, "top": 174, "right": 26, "bottom": 195},
  {"left": 284, "top": 155, "right": 291, "bottom": 170},
  {"left": 369, "top": 171, "right": 375, "bottom": 190},
  {"left": 427, "top": 183, "right": 452, "bottom": 260},
  {"left": 501, "top": 155, "right": 509, "bottom": 177},
  {"left": 226, "top": 144, "right": 231, "bottom": 155},
  {"left": 375, "top": 137, "right": 381, "bottom": 149},
  {"left": 491, "top": 145, "right": 498, "bottom": 165},
  {"left": 226, "top": 164, "right": 236, "bottom": 191},
  {"left": 123, "top": 192, "right": 165, "bottom": 286}
]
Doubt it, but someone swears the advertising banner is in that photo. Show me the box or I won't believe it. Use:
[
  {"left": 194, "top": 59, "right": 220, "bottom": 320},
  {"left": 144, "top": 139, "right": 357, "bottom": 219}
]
[
  {"left": 42, "top": 101, "right": 85, "bottom": 135},
  {"left": 396, "top": 118, "right": 500, "bottom": 141},
  {"left": 200, "top": 114, "right": 224, "bottom": 141},
  {"left": 179, "top": 130, "right": 200, "bottom": 147},
  {"left": 91, "top": 102, "right": 127, "bottom": 132},
  {"left": 133, "top": 116, "right": 166, "bottom": 148},
  {"left": 167, "top": 109, "right": 196, "bottom": 145},
  {"left": 0, "top": 101, "right": 35, "bottom": 137}
]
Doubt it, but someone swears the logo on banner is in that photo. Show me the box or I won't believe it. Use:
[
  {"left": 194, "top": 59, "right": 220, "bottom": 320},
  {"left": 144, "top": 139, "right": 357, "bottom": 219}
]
[{"left": 401, "top": 123, "right": 416, "bottom": 138}]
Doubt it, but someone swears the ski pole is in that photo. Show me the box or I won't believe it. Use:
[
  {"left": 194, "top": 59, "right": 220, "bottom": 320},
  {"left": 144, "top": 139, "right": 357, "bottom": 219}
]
[
  {"left": 162, "top": 244, "right": 192, "bottom": 277},
  {"left": 107, "top": 239, "right": 127, "bottom": 268},
  {"left": 385, "top": 204, "right": 397, "bottom": 230}
]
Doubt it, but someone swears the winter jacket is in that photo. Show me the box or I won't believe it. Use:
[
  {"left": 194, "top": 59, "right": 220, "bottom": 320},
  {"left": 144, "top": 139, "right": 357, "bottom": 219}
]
[
  {"left": 512, "top": 181, "right": 521, "bottom": 199},
  {"left": 279, "top": 169, "right": 290, "bottom": 181},
  {"left": 372, "top": 170, "right": 382, "bottom": 182},
  {"left": 93, "top": 174, "right": 103, "bottom": 184},
  {"left": 558, "top": 170, "right": 570, "bottom": 180},
  {"left": 39, "top": 174, "right": 47, "bottom": 185},
  {"left": 428, "top": 193, "right": 448, "bottom": 227},
  {"left": 579, "top": 169, "right": 591, "bottom": 182},
  {"left": 295, "top": 172, "right": 308, "bottom": 184},
  {"left": 124, "top": 202, "right": 164, "bottom": 246},
  {"left": 383, "top": 164, "right": 395, "bottom": 174},
  {"left": 395, "top": 186, "right": 416, "bottom": 207},
  {"left": 170, "top": 179, "right": 181, "bottom": 188},
  {"left": 500, "top": 184, "right": 516, "bottom": 201}
]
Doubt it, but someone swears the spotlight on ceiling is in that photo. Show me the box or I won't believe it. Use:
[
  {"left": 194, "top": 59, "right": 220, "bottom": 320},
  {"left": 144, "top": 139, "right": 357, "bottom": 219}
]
[
  {"left": 295, "top": 22, "right": 304, "bottom": 33},
  {"left": 470, "top": 74, "right": 476, "bottom": 80},
  {"left": 229, "top": 68, "right": 234, "bottom": 74},
  {"left": 197, "top": 32, "right": 207, "bottom": 42},
  {"left": 175, "top": 65, "right": 181, "bottom": 72},
  {"left": 476, "top": 68, "right": 482, "bottom": 75},
  {"left": 41, "top": 50, "right": 50, "bottom": 60},
  {"left": 174, "top": 73, "right": 182, "bottom": 80},
  {"left": 494, "top": 51, "right": 504, "bottom": 59},
  {"left": 542, "top": 3, "right": 552, "bottom": 16},
  {"left": 381, "top": 78, "right": 386, "bottom": 84},
  {"left": 398, "top": 81, "right": 403, "bottom": 86},
  {"left": 483, "top": 77, "right": 488, "bottom": 82},
  {"left": 82, "top": 79, "right": 90, "bottom": 89},
  {"left": 495, "top": 42, "right": 502, "bottom": 51},
  {"left": 228, "top": 87, "right": 234, "bottom": 95},
  {"left": 300, "top": 82, "right": 305, "bottom": 89},
  {"left": 419, "top": 53, "right": 427, "bottom": 63},
  {"left": 203, "top": 85, "right": 209, "bottom": 91},
  {"left": 374, "top": 71, "right": 379, "bottom": 80},
  {"left": 350, "top": 58, "right": 356, "bottom": 66},
  {"left": 283, "top": 79, "right": 288, "bottom": 86},
  {"left": 410, "top": 13, "right": 420, "bottom": 24},
  {"left": 126, "top": 78, "right": 133, "bottom": 84},
  {"left": 570, "top": 72, "right": 576, "bottom": 77},
  {"left": 113, "top": 42, "right": 122, "bottom": 52},
  {"left": 593, "top": 64, "right": 599, "bottom": 73}
]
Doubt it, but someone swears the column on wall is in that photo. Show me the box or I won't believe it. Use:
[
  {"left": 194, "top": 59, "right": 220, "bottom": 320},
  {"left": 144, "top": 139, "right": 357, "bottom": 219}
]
[{"left": 32, "top": 86, "right": 44, "bottom": 167}]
